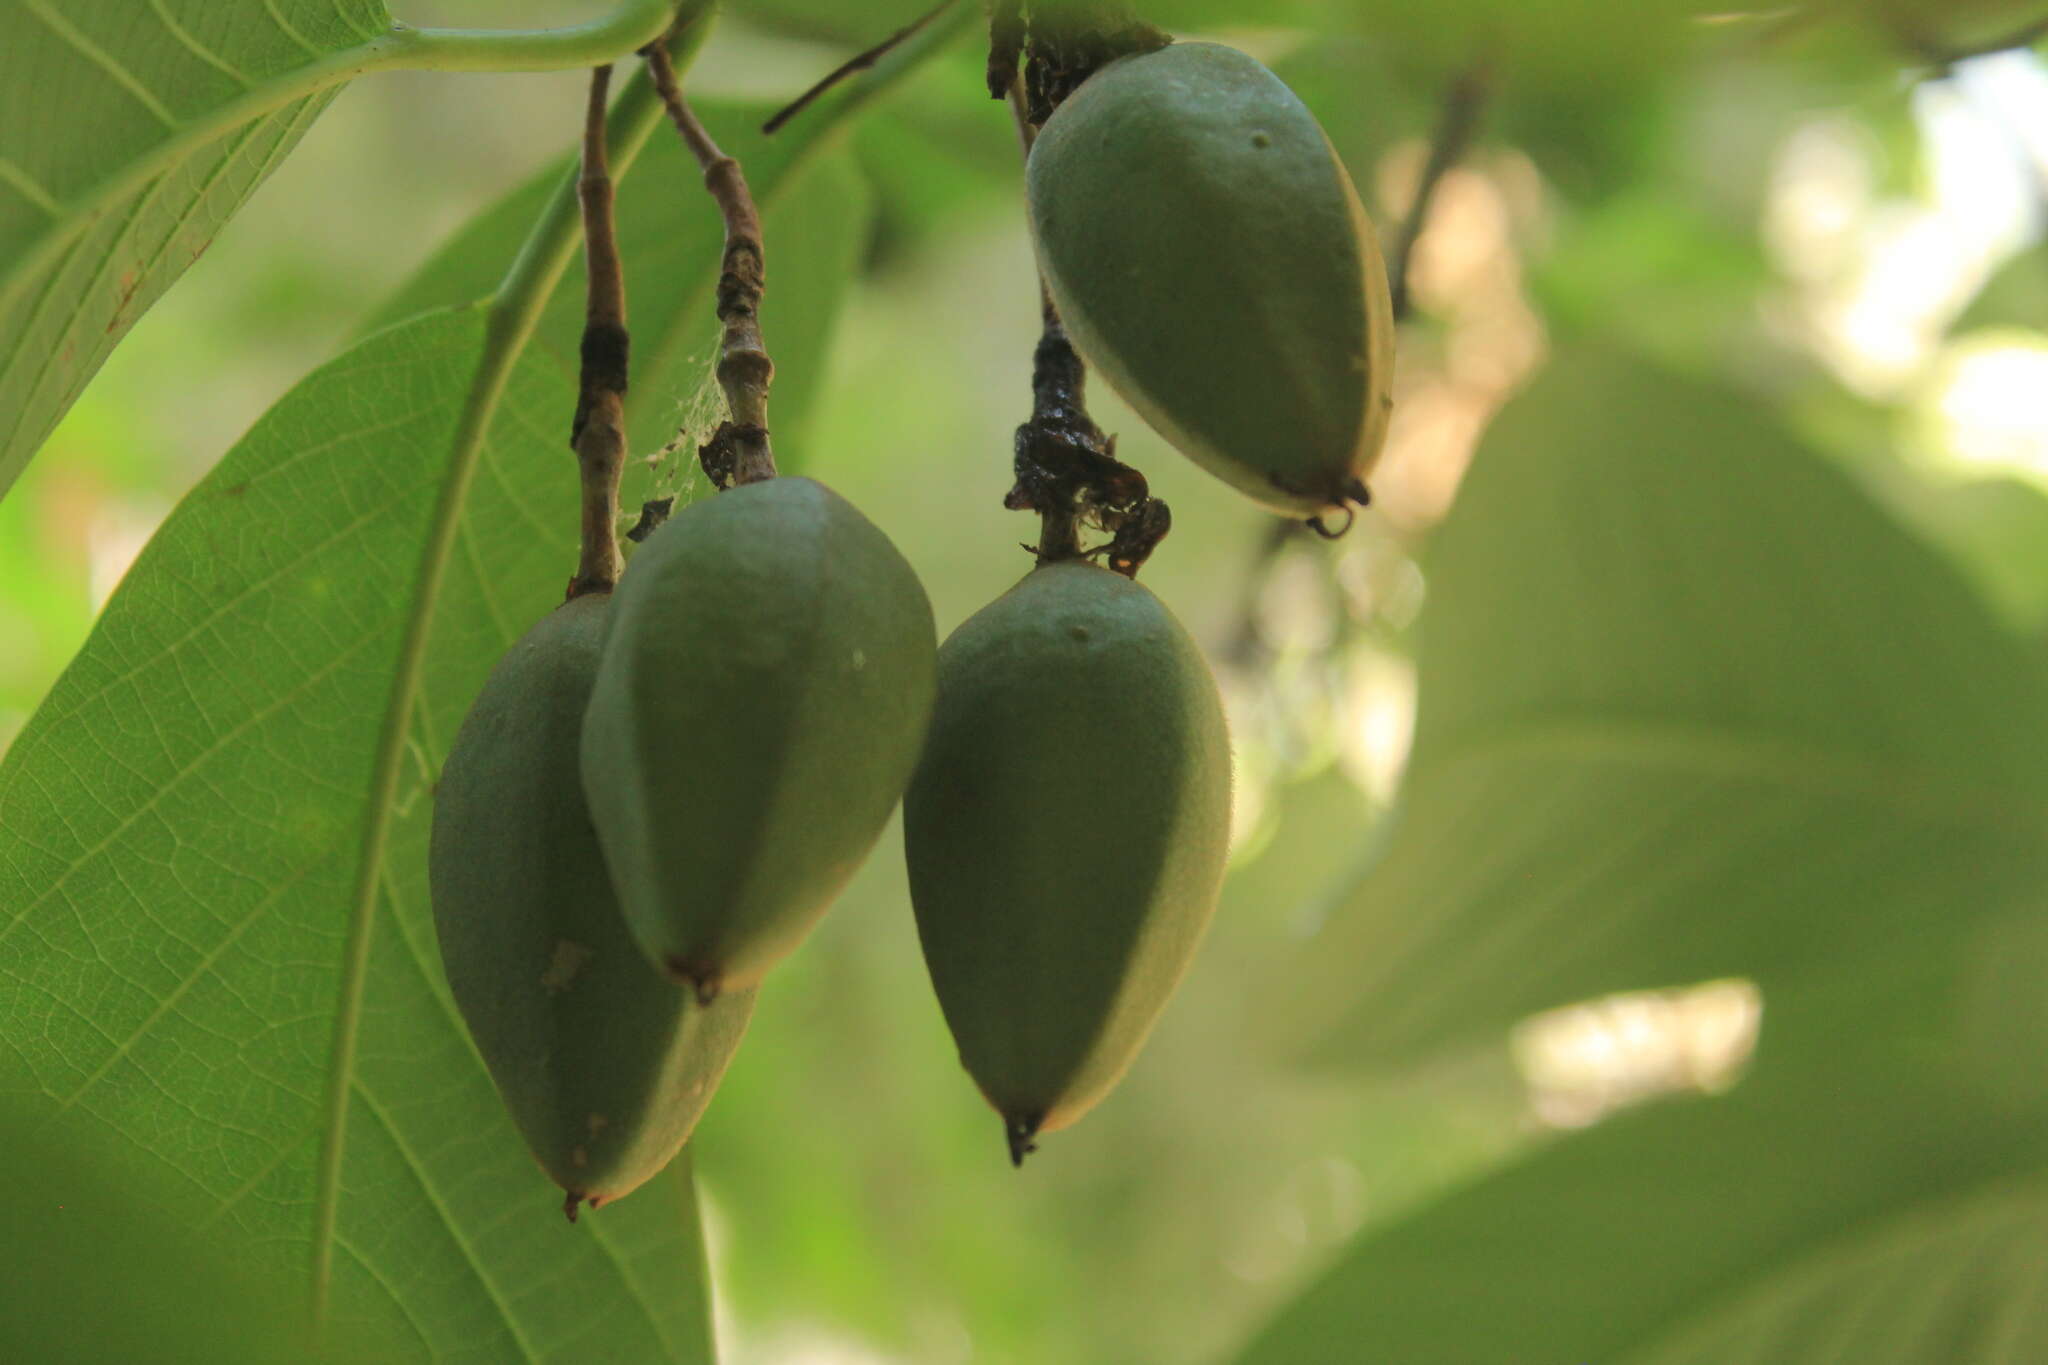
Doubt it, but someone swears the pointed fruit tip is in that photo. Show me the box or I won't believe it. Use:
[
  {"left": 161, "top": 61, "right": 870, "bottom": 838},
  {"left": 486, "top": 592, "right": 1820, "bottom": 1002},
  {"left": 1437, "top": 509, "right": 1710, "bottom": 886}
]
[
  {"left": 563, "top": 1192, "right": 584, "bottom": 1224},
  {"left": 1005, "top": 1115, "right": 1042, "bottom": 1168},
  {"left": 668, "top": 957, "right": 722, "bottom": 1005}
]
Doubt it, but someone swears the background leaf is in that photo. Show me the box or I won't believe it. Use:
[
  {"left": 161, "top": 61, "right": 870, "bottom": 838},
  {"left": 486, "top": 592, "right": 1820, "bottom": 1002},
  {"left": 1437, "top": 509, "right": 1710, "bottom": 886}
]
[
  {"left": 1270, "top": 349, "right": 2048, "bottom": 1068},
  {"left": 1235, "top": 913, "right": 2048, "bottom": 1364}
]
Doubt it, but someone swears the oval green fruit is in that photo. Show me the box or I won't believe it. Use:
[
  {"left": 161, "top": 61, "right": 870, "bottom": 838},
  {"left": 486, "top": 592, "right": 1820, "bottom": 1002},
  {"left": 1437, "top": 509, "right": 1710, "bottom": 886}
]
[
  {"left": 431, "top": 594, "right": 755, "bottom": 1219},
  {"left": 1026, "top": 41, "right": 1395, "bottom": 517},
  {"left": 582, "top": 477, "right": 937, "bottom": 998},
  {"left": 904, "top": 561, "right": 1232, "bottom": 1162}
]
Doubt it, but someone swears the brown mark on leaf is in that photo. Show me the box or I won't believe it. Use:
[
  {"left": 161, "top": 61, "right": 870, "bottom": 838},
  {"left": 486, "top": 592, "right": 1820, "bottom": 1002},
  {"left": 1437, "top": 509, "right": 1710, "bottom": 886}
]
[{"left": 107, "top": 270, "right": 142, "bottom": 333}]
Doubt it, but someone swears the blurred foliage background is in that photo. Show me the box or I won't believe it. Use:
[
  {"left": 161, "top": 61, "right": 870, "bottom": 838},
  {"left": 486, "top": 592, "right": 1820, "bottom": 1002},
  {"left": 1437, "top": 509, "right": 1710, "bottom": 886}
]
[{"left": 8, "top": 1, "right": 2048, "bottom": 1362}]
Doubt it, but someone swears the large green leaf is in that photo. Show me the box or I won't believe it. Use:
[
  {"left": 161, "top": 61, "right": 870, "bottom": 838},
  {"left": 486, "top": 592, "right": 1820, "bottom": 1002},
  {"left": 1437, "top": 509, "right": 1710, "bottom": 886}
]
[
  {"left": 0, "top": 1104, "right": 359, "bottom": 1362},
  {"left": 0, "top": 0, "right": 680, "bottom": 503},
  {"left": 0, "top": 307, "right": 718, "bottom": 1360},
  {"left": 1236, "top": 915, "right": 2048, "bottom": 1363},
  {"left": 1272, "top": 350, "right": 2048, "bottom": 1067},
  {"left": 0, "top": 10, "right": 957, "bottom": 1354}
]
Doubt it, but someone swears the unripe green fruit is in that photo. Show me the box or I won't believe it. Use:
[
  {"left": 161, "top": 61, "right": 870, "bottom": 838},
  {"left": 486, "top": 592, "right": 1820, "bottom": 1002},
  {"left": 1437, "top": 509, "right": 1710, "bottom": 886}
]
[
  {"left": 430, "top": 595, "right": 754, "bottom": 1219},
  {"left": 1026, "top": 41, "right": 1395, "bottom": 517},
  {"left": 904, "top": 562, "right": 1232, "bottom": 1162},
  {"left": 582, "top": 477, "right": 937, "bottom": 998}
]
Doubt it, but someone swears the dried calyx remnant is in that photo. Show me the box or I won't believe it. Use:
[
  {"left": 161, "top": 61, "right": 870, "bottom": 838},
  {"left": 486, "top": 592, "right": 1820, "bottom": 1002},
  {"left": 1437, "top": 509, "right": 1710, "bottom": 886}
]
[
  {"left": 1006, "top": 284, "right": 1169, "bottom": 577},
  {"left": 643, "top": 38, "right": 776, "bottom": 489},
  {"left": 993, "top": 6, "right": 1173, "bottom": 579},
  {"left": 986, "top": 0, "right": 1170, "bottom": 122}
]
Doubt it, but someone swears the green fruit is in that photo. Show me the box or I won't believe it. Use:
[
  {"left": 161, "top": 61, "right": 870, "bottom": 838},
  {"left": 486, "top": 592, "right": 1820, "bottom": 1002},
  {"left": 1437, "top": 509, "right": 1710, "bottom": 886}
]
[
  {"left": 430, "top": 594, "right": 754, "bottom": 1219},
  {"left": 582, "top": 477, "right": 937, "bottom": 998},
  {"left": 904, "top": 562, "right": 1232, "bottom": 1162},
  {"left": 1026, "top": 41, "right": 1395, "bottom": 517}
]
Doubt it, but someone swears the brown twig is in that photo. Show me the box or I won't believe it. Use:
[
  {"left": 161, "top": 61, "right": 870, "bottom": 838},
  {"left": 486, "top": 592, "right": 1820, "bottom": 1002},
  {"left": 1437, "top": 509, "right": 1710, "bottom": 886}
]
[
  {"left": 765, "top": 0, "right": 958, "bottom": 134},
  {"left": 567, "top": 64, "right": 629, "bottom": 599},
  {"left": 645, "top": 42, "right": 776, "bottom": 487},
  {"left": 999, "top": 77, "right": 1167, "bottom": 577},
  {"left": 1388, "top": 61, "right": 1490, "bottom": 325}
]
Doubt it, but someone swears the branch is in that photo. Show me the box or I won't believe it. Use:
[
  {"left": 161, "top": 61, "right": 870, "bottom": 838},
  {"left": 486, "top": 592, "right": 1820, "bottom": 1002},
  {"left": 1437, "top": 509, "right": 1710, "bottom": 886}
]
[
  {"left": 764, "top": 0, "right": 958, "bottom": 134},
  {"left": 1389, "top": 61, "right": 1490, "bottom": 325},
  {"left": 568, "top": 64, "right": 630, "bottom": 599},
  {"left": 644, "top": 43, "right": 777, "bottom": 487}
]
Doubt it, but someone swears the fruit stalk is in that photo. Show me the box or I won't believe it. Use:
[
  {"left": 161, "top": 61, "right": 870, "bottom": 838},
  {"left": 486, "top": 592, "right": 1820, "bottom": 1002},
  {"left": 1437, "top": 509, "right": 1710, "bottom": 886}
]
[
  {"left": 569, "top": 63, "right": 631, "bottom": 598},
  {"left": 1001, "top": 78, "right": 1171, "bottom": 577},
  {"left": 645, "top": 41, "right": 777, "bottom": 487}
]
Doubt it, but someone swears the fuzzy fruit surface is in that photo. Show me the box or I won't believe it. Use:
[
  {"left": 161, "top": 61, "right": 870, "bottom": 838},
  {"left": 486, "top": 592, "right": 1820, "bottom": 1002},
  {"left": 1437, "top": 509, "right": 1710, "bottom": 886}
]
[
  {"left": 1026, "top": 41, "right": 1395, "bottom": 516},
  {"left": 904, "top": 561, "right": 1232, "bottom": 1153},
  {"left": 429, "top": 594, "right": 755, "bottom": 1214},
  {"left": 582, "top": 477, "right": 937, "bottom": 996}
]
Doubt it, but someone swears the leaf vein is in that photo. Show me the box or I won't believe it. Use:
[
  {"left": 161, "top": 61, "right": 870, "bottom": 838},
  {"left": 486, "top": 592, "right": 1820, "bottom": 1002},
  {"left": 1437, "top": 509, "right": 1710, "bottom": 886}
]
[{"left": 20, "top": 0, "right": 181, "bottom": 127}]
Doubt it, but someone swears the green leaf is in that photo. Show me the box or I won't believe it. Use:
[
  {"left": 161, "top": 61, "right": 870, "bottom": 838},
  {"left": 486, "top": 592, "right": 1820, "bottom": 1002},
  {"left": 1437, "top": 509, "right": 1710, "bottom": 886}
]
[
  {"left": 1955, "top": 250, "right": 2048, "bottom": 335},
  {"left": 0, "top": 0, "right": 684, "bottom": 504},
  {"left": 1236, "top": 919, "right": 2048, "bottom": 1364},
  {"left": 0, "top": 1105, "right": 348, "bottom": 1362},
  {"left": 0, "top": 9, "right": 963, "bottom": 1352},
  {"left": 0, "top": 308, "right": 718, "bottom": 1360},
  {"left": 1271, "top": 350, "right": 2048, "bottom": 1066}
]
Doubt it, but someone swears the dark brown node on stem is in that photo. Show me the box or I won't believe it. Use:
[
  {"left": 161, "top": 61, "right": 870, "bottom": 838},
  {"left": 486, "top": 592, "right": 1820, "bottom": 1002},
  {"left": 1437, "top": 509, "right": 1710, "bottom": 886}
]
[
  {"left": 698, "top": 422, "right": 772, "bottom": 490},
  {"left": 1005, "top": 1114, "right": 1043, "bottom": 1167},
  {"left": 570, "top": 322, "right": 632, "bottom": 444}
]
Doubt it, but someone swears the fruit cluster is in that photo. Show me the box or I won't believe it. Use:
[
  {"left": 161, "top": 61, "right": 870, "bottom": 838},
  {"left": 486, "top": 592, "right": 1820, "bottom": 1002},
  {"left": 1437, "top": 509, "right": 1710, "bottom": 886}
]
[{"left": 429, "top": 31, "right": 1392, "bottom": 1217}]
